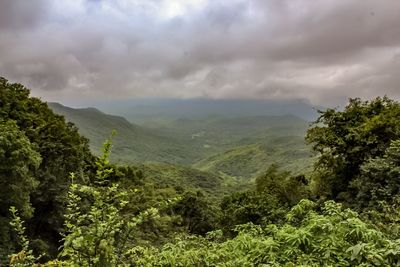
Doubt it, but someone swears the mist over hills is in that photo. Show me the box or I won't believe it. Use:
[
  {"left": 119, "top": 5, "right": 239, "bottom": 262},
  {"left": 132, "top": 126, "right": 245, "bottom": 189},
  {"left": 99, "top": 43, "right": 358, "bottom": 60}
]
[
  {"left": 77, "top": 98, "right": 321, "bottom": 125},
  {"left": 49, "top": 101, "right": 313, "bottom": 178},
  {"left": 48, "top": 102, "right": 193, "bottom": 164}
]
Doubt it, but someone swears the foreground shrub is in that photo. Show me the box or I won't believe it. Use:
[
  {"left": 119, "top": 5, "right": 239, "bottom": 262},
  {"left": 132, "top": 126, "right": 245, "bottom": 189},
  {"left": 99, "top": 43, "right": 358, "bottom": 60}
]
[{"left": 131, "top": 200, "right": 400, "bottom": 266}]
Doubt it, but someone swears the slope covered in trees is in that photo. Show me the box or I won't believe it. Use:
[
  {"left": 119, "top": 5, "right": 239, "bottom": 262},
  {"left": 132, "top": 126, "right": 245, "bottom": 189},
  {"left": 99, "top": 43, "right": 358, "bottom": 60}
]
[
  {"left": 194, "top": 141, "right": 311, "bottom": 179},
  {"left": 2, "top": 77, "right": 400, "bottom": 266},
  {"left": 49, "top": 102, "right": 312, "bottom": 179},
  {"left": 0, "top": 78, "right": 94, "bottom": 262},
  {"left": 48, "top": 102, "right": 196, "bottom": 164}
]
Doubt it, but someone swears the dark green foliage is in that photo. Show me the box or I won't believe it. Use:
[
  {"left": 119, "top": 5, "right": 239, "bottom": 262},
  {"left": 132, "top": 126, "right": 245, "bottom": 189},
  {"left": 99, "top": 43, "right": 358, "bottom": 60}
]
[
  {"left": 256, "top": 165, "right": 290, "bottom": 193},
  {"left": 306, "top": 97, "right": 400, "bottom": 199},
  {"left": 141, "top": 163, "right": 225, "bottom": 196},
  {"left": 0, "top": 77, "right": 94, "bottom": 259},
  {"left": 119, "top": 183, "right": 184, "bottom": 247},
  {"left": 352, "top": 140, "right": 400, "bottom": 207},
  {"left": 220, "top": 191, "right": 287, "bottom": 232},
  {"left": 256, "top": 165, "right": 310, "bottom": 206},
  {"left": 220, "top": 166, "right": 309, "bottom": 233},
  {"left": 0, "top": 120, "right": 41, "bottom": 218},
  {"left": 173, "top": 191, "right": 219, "bottom": 235},
  {"left": 0, "top": 120, "right": 41, "bottom": 263}
]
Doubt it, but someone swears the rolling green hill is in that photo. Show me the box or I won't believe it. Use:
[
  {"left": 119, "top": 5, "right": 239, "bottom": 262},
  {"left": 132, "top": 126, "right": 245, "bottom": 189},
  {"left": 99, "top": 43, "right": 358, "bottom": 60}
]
[
  {"left": 49, "top": 102, "right": 313, "bottom": 179},
  {"left": 193, "top": 139, "right": 312, "bottom": 179},
  {"left": 140, "top": 163, "right": 254, "bottom": 197},
  {"left": 48, "top": 102, "right": 200, "bottom": 164},
  {"left": 141, "top": 163, "right": 224, "bottom": 196},
  {"left": 147, "top": 114, "right": 309, "bottom": 152}
]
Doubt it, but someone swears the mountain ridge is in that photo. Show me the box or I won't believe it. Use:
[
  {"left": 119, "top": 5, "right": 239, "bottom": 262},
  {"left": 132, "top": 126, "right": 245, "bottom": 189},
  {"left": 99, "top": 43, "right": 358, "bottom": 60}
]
[{"left": 48, "top": 101, "right": 313, "bottom": 176}]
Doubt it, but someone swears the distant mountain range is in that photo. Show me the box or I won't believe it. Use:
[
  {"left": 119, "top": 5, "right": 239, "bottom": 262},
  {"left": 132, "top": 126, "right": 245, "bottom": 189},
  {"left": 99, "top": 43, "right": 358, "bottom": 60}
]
[
  {"left": 49, "top": 102, "right": 193, "bottom": 164},
  {"left": 74, "top": 98, "right": 322, "bottom": 125},
  {"left": 49, "top": 101, "right": 314, "bottom": 179}
]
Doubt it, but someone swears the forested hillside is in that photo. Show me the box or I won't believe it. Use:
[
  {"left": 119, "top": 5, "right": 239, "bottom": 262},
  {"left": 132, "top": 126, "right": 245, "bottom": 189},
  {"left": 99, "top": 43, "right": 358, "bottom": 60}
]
[
  {"left": 2, "top": 77, "right": 400, "bottom": 266},
  {"left": 48, "top": 102, "right": 195, "bottom": 164},
  {"left": 49, "top": 102, "right": 312, "bottom": 180},
  {"left": 194, "top": 140, "right": 311, "bottom": 179}
]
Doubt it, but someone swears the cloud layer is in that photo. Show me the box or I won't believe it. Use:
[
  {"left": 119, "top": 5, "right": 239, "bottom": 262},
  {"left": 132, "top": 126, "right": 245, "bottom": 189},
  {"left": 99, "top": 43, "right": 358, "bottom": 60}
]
[{"left": 1, "top": 0, "right": 400, "bottom": 105}]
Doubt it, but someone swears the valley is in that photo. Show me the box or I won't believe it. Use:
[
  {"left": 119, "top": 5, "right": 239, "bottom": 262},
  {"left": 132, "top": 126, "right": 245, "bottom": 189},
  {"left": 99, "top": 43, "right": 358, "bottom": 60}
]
[
  {"left": 2, "top": 78, "right": 400, "bottom": 266},
  {"left": 49, "top": 101, "right": 315, "bottom": 184}
]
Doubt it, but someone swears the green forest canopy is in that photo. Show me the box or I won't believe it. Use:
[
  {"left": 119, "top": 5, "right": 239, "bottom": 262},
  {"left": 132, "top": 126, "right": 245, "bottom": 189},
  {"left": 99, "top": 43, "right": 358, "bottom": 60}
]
[{"left": 1, "top": 77, "right": 400, "bottom": 266}]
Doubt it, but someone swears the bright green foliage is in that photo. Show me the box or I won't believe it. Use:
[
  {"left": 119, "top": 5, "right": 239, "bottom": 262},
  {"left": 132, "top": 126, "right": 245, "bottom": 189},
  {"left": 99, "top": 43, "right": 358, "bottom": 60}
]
[
  {"left": 132, "top": 200, "right": 400, "bottom": 266},
  {"left": 59, "top": 137, "right": 160, "bottom": 266},
  {"left": 306, "top": 97, "right": 400, "bottom": 199},
  {"left": 8, "top": 207, "right": 38, "bottom": 267}
]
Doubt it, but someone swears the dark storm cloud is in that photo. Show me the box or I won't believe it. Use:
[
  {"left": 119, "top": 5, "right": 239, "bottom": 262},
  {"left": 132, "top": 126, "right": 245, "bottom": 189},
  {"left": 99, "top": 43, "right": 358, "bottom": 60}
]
[
  {"left": 0, "top": 0, "right": 50, "bottom": 30},
  {"left": 0, "top": 0, "right": 399, "bottom": 105}
]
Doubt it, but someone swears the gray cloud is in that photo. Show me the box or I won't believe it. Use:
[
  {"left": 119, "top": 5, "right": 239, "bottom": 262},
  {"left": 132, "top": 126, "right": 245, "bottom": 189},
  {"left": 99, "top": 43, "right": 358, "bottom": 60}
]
[
  {"left": 0, "top": 0, "right": 400, "bottom": 106},
  {"left": 0, "top": 0, "right": 50, "bottom": 30}
]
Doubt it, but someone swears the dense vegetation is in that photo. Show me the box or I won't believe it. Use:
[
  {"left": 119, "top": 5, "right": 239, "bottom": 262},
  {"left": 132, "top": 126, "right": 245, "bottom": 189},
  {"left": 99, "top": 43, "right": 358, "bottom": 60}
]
[
  {"left": 49, "top": 102, "right": 311, "bottom": 176},
  {"left": 1, "top": 77, "right": 400, "bottom": 266}
]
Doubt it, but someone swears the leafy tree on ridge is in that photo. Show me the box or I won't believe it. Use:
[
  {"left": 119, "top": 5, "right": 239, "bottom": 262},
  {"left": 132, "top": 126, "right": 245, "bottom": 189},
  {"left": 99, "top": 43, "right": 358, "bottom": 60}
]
[{"left": 306, "top": 97, "right": 400, "bottom": 200}]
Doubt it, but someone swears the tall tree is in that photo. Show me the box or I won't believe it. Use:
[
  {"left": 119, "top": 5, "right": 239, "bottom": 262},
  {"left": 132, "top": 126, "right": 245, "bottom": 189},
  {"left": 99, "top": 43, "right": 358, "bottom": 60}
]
[
  {"left": 306, "top": 97, "right": 400, "bottom": 200},
  {"left": 0, "top": 120, "right": 41, "bottom": 262},
  {"left": 0, "top": 77, "right": 95, "bottom": 257},
  {"left": 0, "top": 120, "right": 41, "bottom": 218}
]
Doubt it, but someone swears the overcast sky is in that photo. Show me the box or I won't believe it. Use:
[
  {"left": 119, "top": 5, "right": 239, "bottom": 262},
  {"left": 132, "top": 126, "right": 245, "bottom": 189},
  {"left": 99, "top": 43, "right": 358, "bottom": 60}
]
[{"left": 0, "top": 0, "right": 399, "bottom": 106}]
